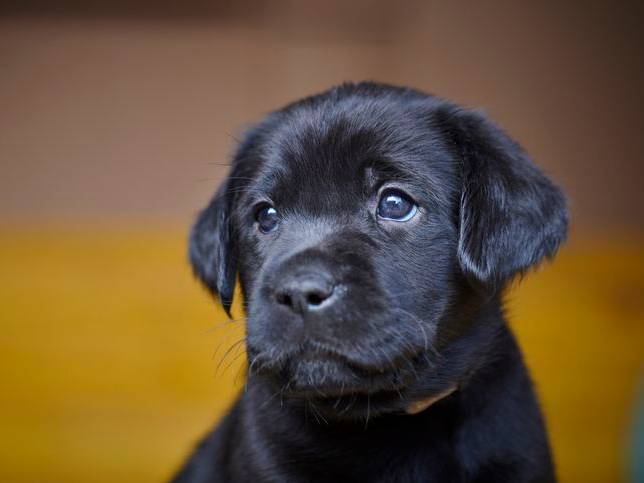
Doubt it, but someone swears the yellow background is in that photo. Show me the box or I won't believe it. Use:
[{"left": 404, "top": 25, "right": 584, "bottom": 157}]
[{"left": 1, "top": 224, "right": 642, "bottom": 482}]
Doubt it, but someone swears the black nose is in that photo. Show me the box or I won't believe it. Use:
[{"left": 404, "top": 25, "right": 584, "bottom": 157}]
[{"left": 274, "top": 272, "right": 335, "bottom": 315}]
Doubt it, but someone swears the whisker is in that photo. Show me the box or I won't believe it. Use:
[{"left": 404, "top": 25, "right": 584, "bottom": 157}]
[
  {"left": 233, "top": 359, "right": 248, "bottom": 388},
  {"left": 364, "top": 394, "right": 371, "bottom": 430},
  {"left": 393, "top": 307, "right": 430, "bottom": 352},
  {"left": 376, "top": 347, "right": 398, "bottom": 372},
  {"left": 260, "top": 387, "right": 283, "bottom": 409},
  {"left": 308, "top": 400, "right": 328, "bottom": 425},
  {"left": 307, "top": 399, "right": 321, "bottom": 425},
  {"left": 205, "top": 317, "right": 245, "bottom": 334},
  {"left": 339, "top": 392, "right": 357, "bottom": 416},
  {"left": 221, "top": 350, "right": 246, "bottom": 378},
  {"left": 214, "top": 337, "right": 246, "bottom": 377},
  {"left": 224, "top": 132, "right": 242, "bottom": 143},
  {"left": 211, "top": 323, "right": 244, "bottom": 361},
  {"left": 332, "top": 382, "right": 346, "bottom": 409}
]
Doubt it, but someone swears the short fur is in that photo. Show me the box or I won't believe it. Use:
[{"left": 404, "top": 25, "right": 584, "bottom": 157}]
[{"left": 174, "top": 82, "right": 567, "bottom": 482}]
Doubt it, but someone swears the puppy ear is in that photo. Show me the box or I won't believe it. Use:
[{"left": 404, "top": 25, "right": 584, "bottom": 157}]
[
  {"left": 189, "top": 180, "right": 237, "bottom": 316},
  {"left": 450, "top": 108, "right": 568, "bottom": 292}
]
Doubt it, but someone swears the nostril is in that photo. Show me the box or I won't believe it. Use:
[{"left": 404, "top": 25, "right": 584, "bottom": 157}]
[
  {"left": 274, "top": 275, "right": 336, "bottom": 314},
  {"left": 306, "top": 291, "right": 326, "bottom": 306},
  {"left": 276, "top": 291, "right": 293, "bottom": 307}
]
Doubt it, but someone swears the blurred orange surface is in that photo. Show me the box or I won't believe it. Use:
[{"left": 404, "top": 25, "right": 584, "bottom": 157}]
[{"left": 0, "top": 224, "right": 642, "bottom": 482}]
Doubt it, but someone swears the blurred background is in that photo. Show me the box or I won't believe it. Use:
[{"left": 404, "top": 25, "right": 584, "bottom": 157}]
[{"left": 1, "top": 1, "right": 643, "bottom": 481}]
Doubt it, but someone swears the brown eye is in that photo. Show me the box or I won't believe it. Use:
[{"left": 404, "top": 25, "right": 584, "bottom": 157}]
[{"left": 256, "top": 206, "right": 279, "bottom": 233}]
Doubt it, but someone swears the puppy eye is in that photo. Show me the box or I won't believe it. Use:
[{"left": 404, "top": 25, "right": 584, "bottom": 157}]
[
  {"left": 377, "top": 191, "right": 417, "bottom": 222},
  {"left": 256, "top": 206, "right": 279, "bottom": 233}
]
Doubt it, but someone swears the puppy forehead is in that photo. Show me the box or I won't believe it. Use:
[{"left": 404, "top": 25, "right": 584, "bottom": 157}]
[
  {"left": 251, "top": 102, "right": 455, "bottom": 205},
  {"left": 270, "top": 122, "right": 380, "bottom": 195}
]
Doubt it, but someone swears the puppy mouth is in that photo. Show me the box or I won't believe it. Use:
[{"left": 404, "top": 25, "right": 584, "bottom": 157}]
[
  {"left": 269, "top": 352, "right": 454, "bottom": 419},
  {"left": 284, "top": 353, "right": 414, "bottom": 398},
  {"left": 249, "top": 341, "right": 437, "bottom": 413},
  {"left": 245, "top": 301, "right": 444, "bottom": 418},
  {"left": 246, "top": 332, "right": 466, "bottom": 420}
]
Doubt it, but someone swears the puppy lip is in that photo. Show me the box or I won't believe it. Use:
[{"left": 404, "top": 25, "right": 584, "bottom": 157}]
[
  {"left": 299, "top": 337, "right": 423, "bottom": 374},
  {"left": 285, "top": 377, "right": 403, "bottom": 399},
  {"left": 248, "top": 338, "right": 433, "bottom": 401},
  {"left": 250, "top": 339, "right": 429, "bottom": 386},
  {"left": 280, "top": 353, "right": 413, "bottom": 399}
]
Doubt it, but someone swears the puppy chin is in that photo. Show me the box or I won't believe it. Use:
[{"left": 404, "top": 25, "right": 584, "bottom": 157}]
[
  {"left": 285, "top": 356, "right": 408, "bottom": 397},
  {"left": 281, "top": 371, "right": 456, "bottom": 422},
  {"left": 254, "top": 350, "right": 455, "bottom": 422}
]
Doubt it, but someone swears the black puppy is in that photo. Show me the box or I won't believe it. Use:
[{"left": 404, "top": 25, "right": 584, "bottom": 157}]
[{"left": 175, "top": 82, "right": 567, "bottom": 482}]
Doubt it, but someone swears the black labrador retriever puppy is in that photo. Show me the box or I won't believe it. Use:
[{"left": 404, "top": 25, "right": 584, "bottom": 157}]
[{"left": 174, "top": 82, "right": 567, "bottom": 482}]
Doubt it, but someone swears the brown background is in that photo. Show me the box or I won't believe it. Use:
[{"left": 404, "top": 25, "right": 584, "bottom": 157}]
[
  {"left": 1, "top": 2, "right": 644, "bottom": 482},
  {"left": 1, "top": 0, "right": 643, "bottom": 229}
]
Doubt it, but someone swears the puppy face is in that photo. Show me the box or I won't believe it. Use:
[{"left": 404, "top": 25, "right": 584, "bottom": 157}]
[{"left": 190, "top": 83, "right": 567, "bottom": 419}]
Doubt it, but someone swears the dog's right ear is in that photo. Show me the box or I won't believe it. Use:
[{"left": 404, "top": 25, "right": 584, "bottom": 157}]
[{"left": 189, "top": 179, "right": 237, "bottom": 317}]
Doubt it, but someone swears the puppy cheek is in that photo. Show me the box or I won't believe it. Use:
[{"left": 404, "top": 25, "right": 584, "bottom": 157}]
[
  {"left": 236, "top": 238, "right": 267, "bottom": 303},
  {"left": 377, "top": 238, "right": 455, "bottom": 325},
  {"left": 245, "top": 269, "right": 297, "bottom": 355}
]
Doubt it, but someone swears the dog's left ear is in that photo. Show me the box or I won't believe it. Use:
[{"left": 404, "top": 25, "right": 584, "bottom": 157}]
[
  {"left": 189, "top": 179, "right": 237, "bottom": 316},
  {"left": 447, "top": 108, "right": 568, "bottom": 292}
]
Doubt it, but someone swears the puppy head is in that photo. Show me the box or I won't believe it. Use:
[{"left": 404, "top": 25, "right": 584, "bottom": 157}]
[{"left": 189, "top": 83, "right": 567, "bottom": 420}]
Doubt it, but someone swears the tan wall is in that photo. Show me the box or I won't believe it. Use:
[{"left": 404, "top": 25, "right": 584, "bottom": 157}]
[{"left": 1, "top": 0, "right": 643, "bottom": 228}]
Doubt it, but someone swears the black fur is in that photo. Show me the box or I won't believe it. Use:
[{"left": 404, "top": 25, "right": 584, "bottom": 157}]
[{"left": 176, "top": 82, "right": 567, "bottom": 482}]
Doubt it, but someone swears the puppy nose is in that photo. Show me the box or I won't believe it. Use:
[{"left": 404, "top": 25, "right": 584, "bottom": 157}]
[{"left": 274, "top": 272, "right": 335, "bottom": 315}]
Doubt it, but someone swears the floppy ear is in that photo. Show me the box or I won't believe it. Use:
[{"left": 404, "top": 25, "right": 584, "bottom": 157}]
[
  {"left": 450, "top": 108, "right": 568, "bottom": 292},
  {"left": 189, "top": 179, "right": 237, "bottom": 316}
]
